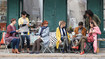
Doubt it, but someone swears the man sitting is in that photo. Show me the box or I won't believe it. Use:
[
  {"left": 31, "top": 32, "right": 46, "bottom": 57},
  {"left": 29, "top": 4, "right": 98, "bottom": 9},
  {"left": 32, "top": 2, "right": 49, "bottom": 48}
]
[{"left": 72, "top": 22, "right": 86, "bottom": 49}]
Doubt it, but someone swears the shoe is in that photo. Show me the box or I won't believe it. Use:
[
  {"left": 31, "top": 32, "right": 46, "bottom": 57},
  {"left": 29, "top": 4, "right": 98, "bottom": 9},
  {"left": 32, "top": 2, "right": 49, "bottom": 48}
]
[
  {"left": 35, "top": 51, "right": 39, "bottom": 54},
  {"left": 15, "top": 49, "right": 20, "bottom": 54},
  {"left": 12, "top": 49, "right": 16, "bottom": 53},
  {"left": 30, "top": 52, "right": 35, "bottom": 54},
  {"left": 80, "top": 51, "right": 84, "bottom": 55},
  {"left": 62, "top": 50, "right": 64, "bottom": 53},
  {"left": 27, "top": 48, "right": 30, "bottom": 53},
  {"left": 93, "top": 52, "right": 97, "bottom": 54},
  {"left": 72, "top": 46, "right": 79, "bottom": 49},
  {"left": 21, "top": 49, "right": 24, "bottom": 53}
]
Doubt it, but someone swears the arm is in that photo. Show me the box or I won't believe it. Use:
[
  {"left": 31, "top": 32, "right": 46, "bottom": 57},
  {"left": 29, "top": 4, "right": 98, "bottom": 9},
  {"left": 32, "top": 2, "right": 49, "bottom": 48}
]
[
  {"left": 94, "top": 15, "right": 101, "bottom": 26},
  {"left": 18, "top": 18, "right": 22, "bottom": 26},
  {"left": 85, "top": 18, "right": 89, "bottom": 30},
  {"left": 83, "top": 28, "right": 87, "bottom": 36},
  {"left": 35, "top": 27, "right": 41, "bottom": 35},
  {"left": 73, "top": 28, "right": 76, "bottom": 37},
  {"left": 93, "top": 27, "right": 101, "bottom": 34},
  {"left": 41, "top": 27, "right": 49, "bottom": 37},
  {"left": 56, "top": 28, "right": 61, "bottom": 41},
  {"left": 7, "top": 25, "right": 12, "bottom": 34},
  {"left": 26, "top": 18, "right": 29, "bottom": 26},
  {"left": 67, "top": 32, "right": 70, "bottom": 42},
  {"left": 10, "top": 31, "right": 16, "bottom": 34}
]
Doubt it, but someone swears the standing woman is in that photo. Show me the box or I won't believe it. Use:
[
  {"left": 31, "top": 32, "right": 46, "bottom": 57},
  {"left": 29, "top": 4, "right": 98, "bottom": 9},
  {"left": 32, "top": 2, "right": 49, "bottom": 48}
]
[
  {"left": 18, "top": 11, "right": 30, "bottom": 53},
  {"left": 30, "top": 20, "right": 49, "bottom": 54},
  {"left": 5, "top": 18, "right": 20, "bottom": 54},
  {"left": 84, "top": 10, "right": 101, "bottom": 30}
]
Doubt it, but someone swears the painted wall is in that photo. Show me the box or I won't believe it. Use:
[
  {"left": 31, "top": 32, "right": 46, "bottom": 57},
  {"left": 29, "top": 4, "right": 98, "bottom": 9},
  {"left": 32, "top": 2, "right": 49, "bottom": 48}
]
[{"left": 67, "top": 0, "right": 87, "bottom": 28}]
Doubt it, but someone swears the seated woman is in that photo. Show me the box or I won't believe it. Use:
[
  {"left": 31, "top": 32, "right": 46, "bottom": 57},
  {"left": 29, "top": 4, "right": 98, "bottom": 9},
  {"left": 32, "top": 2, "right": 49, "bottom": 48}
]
[
  {"left": 30, "top": 20, "right": 49, "bottom": 54},
  {"left": 56, "top": 21, "right": 70, "bottom": 53},
  {"left": 72, "top": 21, "right": 101, "bottom": 55},
  {"left": 5, "top": 18, "right": 20, "bottom": 54}
]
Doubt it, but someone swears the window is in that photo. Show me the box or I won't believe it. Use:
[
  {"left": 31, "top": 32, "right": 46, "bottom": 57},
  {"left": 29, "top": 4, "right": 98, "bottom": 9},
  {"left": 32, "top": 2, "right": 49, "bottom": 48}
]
[{"left": 0, "top": 0, "right": 7, "bottom": 31}]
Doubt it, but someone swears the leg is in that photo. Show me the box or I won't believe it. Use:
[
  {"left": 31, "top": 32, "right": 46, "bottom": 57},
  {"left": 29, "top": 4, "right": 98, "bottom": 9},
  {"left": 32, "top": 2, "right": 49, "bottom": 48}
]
[
  {"left": 11, "top": 39, "right": 17, "bottom": 49},
  {"left": 36, "top": 38, "right": 43, "bottom": 52},
  {"left": 21, "top": 35, "right": 25, "bottom": 52},
  {"left": 93, "top": 36, "right": 97, "bottom": 53},
  {"left": 21, "top": 35, "right": 25, "bottom": 49},
  {"left": 26, "top": 35, "right": 30, "bottom": 52},
  {"left": 75, "top": 36, "right": 87, "bottom": 47},
  {"left": 16, "top": 39, "right": 20, "bottom": 49},
  {"left": 26, "top": 35, "right": 30, "bottom": 49},
  {"left": 11, "top": 39, "right": 17, "bottom": 53},
  {"left": 32, "top": 40, "right": 37, "bottom": 52},
  {"left": 80, "top": 39, "right": 86, "bottom": 52},
  {"left": 15, "top": 39, "right": 20, "bottom": 54}
]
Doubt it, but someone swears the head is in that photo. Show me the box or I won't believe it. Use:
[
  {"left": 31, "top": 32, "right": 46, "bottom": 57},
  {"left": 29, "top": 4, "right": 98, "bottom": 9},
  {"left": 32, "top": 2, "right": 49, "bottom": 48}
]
[
  {"left": 84, "top": 10, "right": 94, "bottom": 18},
  {"left": 78, "top": 22, "right": 83, "bottom": 29},
  {"left": 21, "top": 11, "right": 27, "bottom": 18},
  {"left": 90, "top": 22, "right": 95, "bottom": 28},
  {"left": 59, "top": 21, "right": 66, "bottom": 28},
  {"left": 42, "top": 20, "right": 48, "bottom": 27},
  {"left": 11, "top": 18, "right": 16, "bottom": 25}
]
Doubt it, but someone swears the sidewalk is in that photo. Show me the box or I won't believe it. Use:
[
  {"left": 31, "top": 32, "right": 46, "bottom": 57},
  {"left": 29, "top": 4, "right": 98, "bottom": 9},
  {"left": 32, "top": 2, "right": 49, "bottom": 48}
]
[{"left": 0, "top": 48, "right": 105, "bottom": 59}]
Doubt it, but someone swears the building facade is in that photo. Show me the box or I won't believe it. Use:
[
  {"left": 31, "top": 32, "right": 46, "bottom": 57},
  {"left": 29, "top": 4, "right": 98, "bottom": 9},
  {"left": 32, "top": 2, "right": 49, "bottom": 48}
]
[{"left": 0, "top": 0, "right": 104, "bottom": 47}]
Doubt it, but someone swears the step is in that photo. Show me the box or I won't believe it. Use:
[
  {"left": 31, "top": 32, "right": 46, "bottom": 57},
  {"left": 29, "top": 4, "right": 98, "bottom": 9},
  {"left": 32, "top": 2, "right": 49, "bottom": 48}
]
[
  {"left": 0, "top": 48, "right": 105, "bottom": 59},
  {"left": 0, "top": 53, "right": 105, "bottom": 59}
]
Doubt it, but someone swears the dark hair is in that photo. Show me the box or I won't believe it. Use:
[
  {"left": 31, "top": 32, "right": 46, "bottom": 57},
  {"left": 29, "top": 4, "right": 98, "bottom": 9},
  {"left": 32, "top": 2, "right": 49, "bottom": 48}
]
[
  {"left": 21, "top": 11, "right": 27, "bottom": 15},
  {"left": 90, "top": 21, "right": 95, "bottom": 27},
  {"left": 78, "top": 22, "right": 83, "bottom": 26},
  {"left": 85, "top": 10, "right": 94, "bottom": 17},
  {"left": 11, "top": 18, "right": 16, "bottom": 23}
]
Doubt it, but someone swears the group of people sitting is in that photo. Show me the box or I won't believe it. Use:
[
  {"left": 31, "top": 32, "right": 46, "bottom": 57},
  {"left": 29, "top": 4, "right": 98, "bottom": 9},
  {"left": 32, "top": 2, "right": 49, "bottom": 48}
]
[
  {"left": 56, "top": 10, "right": 101, "bottom": 55},
  {"left": 4, "top": 10, "right": 101, "bottom": 55}
]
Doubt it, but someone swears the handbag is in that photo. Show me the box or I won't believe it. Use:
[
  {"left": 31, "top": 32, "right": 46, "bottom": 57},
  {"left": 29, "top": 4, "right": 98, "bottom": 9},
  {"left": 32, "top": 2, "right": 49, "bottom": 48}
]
[{"left": 87, "top": 33, "right": 94, "bottom": 42}]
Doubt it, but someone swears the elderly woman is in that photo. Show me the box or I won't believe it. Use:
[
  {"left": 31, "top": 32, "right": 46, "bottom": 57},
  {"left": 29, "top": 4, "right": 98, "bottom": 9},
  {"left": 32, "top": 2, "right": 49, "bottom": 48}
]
[
  {"left": 5, "top": 18, "right": 20, "bottom": 54},
  {"left": 30, "top": 20, "right": 49, "bottom": 54}
]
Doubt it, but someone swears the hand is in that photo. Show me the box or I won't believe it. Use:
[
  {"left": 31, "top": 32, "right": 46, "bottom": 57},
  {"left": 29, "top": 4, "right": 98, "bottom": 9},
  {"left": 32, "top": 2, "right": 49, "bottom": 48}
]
[
  {"left": 26, "top": 23, "right": 29, "bottom": 26},
  {"left": 87, "top": 31, "right": 89, "bottom": 33},
  {"left": 38, "top": 36, "right": 41, "bottom": 39},
  {"left": 16, "top": 30, "right": 20, "bottom": 32},
  {"left": 31, "top": 28, "right": 34, "bottom": 30},
  {"left": 72, "top": 35, "right": 76, "bottom": 38},
  {"left": 59, "top": 40, "right": 62, "bottom": 43}
]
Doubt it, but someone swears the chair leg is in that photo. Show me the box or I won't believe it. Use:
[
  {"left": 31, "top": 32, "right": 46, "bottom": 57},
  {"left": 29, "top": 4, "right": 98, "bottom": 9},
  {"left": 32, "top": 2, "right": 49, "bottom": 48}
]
[
  {"left": 86, "top": 43, "right": 93, "bottom": 53},
  {"left": 4, "top": 44, "right": 9, "bottom": 53},
  {"left": 47, "top": 47, "right": 52, "bottom": 53},
  {"left": 43, "top": 47, "right": 47, "bottom": 53}
]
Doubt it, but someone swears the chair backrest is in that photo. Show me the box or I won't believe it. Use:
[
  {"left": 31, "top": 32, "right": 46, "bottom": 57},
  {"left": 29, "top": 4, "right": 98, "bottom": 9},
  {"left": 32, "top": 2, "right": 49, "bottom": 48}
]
[
  {"left": 49, "top": 32, "right": 57, "bottom": 47},
  {"left": 0, "top": 32, "right": 6, "bottom": 44}
]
